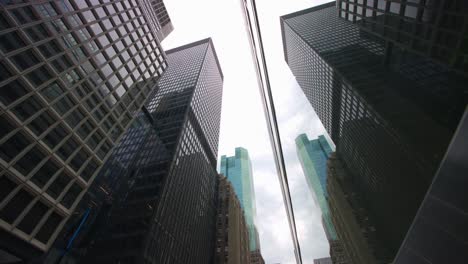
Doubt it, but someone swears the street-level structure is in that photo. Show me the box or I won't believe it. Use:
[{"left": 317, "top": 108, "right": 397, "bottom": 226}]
[{"left": 214, "top": 174, "right": 251, "bottom": 264}]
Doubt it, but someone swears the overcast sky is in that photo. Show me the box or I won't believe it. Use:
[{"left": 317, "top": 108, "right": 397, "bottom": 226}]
[{"left": 162, "top": 1, "right": 331, "bottom": 263}]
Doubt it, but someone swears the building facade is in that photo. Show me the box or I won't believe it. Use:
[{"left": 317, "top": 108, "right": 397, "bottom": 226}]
[
  {"left": 220, "top": 147, "right": 260, "bottom": 253},
  {"left": 336, "top": 0, "right": 468, "bottom": 77},
  {"left": 314, "top": 257, "right": 333, "bottom": 264},
  {"left": 327, "top": 152, "right": 392, "bottom": 264},
  {"left": 147, "top": 0, "right": 173, "bottom": 41},
  {"left": 281, "top": 2, "right": 468, "bottom": 258},
  {"left": 296, "top": 134, "right": 350, "bottom": 263},
  {"left": 295, "top": 134, "right": 335, "bottom": 240},
  {"left": 250, "top": 249, "right": 265, "bottom": 264},
  {"left": 0, "top": 0, "right": 170, "bottom": 261},
  {"left": 75, "top": 38, "right": 224, "bottom": 264},
  {"left": 394, "top": 108, "right": 468, "bottom": 263},
  {"left": 220, "top": 147, "right": 265, "bottom": 263},
  {"left": 214, "top": 175, "right": 250, "bottom": 264}
]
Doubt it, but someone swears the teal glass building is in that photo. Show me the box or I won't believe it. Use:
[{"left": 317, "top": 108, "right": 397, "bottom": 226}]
[
  {"left": 220, "top": 147, "right": 259, "bottom": 252},
  {"left": 295, "top": 134, "right": 336, "bottom": 241}
]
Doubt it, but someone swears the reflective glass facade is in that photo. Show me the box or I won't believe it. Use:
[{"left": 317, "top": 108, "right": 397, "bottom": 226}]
[
  {"left": 394, "top": 108, "right": 468, "bottom": 264},
  {"left": 281, "top": 2, "right": 468, "bottom": 259},
  {"left": 220, "top": 147, "right": 261, "bottom": 253},
  {"left": 77, "top": 38, "right": 223, "bottom": 264},
  {"left": 0, "top": 0, "right": 167, "bottom": 259},
  {"left": 337, "top": 0, "right": 468, "bottom": 76},
  {"left": 295, "top": 134, "right": 335, "bottom": 240},
  {"left": 327, "top": 152, "right": 392, "bottom": 264}
]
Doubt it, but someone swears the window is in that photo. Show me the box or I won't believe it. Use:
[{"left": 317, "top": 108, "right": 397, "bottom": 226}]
[
  {"left": 0, "top": 131, "right": 31, "bottom": 163},
  {"left": 65, "top": 108, "right": 86, "bottom": 128},
  {"left": 1, "top": 78, "right": 31, "bottom": 106},
  {"left": 69, "top": 148, "right": 89, "bottom": 172},
  {"left": 45, "top": 172, "right": 71, "bottom": 200},
  {"left": 60, "top": 182, "right": 82, "bottom": 208},
  {"left": 43, "top": 124, "right": 68, "bottom": 150},
  {"left": 30, "top": 159, "right": 59, "bottom": 189},
  {"left": 52, "top": 95, "right": 75, "bottom": 115},
  {"left": 0, "top": 61, "right": 13, "bottom": 84},
  {"left": 56, "top": 136, "right": 79, "bottom": 161},
  {"left": 0, "top": 10, "right": 13, "bottom": 30},
  {"left": 10, "top": 49, "right": 40, "bottom": 71},
  {"left": 40, "top": 82, "right": 66, "bottom": 103},
  {"left": 38, "top": 39, "right": 62, "bottom": 58},
  {"left": 12, "top": 95, "right": 44, "bottom": 122},
  {"left": 80, "top": 158, "right": 98, "bottom": 181},
  {"left": 0, "top": 31, "right": 26, "bottom": 53},
  {"left": 35, "top": 212, "right": 63, "bottom": 244},
  {"left": 26, "top": 66, "right": 53, "bottom": 87},
  {"left": 0, "top": 188, "right": 33, "bottom": 224},
  {"left": 0, "top": 175, "right": 17, "bottom": 202},
  {"left": 24, "top": 23, "right": 51, "bottom": 42},
  {"left": 17, "top": 200, "right": 49, "bottom": 234},
  {"left": 13, "top": 145, "right": 46, "bottom": 176}
]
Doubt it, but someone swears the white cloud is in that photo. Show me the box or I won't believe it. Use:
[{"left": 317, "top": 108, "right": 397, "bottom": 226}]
[{"left": 162, "top": 0, "right": 333, "bottom": 263}]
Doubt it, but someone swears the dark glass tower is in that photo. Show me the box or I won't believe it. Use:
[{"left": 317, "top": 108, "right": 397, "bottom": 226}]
[
  {"left": 281, "top": 1, "right": 468, "bottom": 259},
  {"left": 394, "top": 108, "right": 468, "bottom": 264},
  {"left": 337, "top": 0, "right": 468, "bottom": 76},
  {"left": 0, "top": 0, "right": 169, "bottom": 261},
  {"left": 80, "top": 38, "right": 224, "bottom": 264}
]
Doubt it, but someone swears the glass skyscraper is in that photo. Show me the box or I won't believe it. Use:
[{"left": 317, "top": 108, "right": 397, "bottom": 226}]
[
  {"left": 296, "top": 134, "right": 349, "bottom": 263},
  {"left": 71, "top": 38, "right": 224, "bottom": 264},
  {"left": 220, "top": 147, "right": 261, "bottom": 254},
  {"left": 295, "top": 134, "right": 335, "bottom": 240},
  {"left": 281, "top": 1, "right": 468, "bottom": 259},
  {"left": 0, "top": 0, "right": 169, "bottom": 261}
]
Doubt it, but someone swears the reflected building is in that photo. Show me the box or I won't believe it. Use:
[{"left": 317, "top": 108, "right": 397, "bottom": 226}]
[
  {"left": 46, "top": 38, "right": 223, "bottom": 263},
  {"left": 0, "top": 0, "right": 170, "bottom": 261},
  {"left": 220, "top": 147, "right": 264, "bottom": 263},
  {"left": 327, "top": 152, "right": 392, "bottom": 264},
  {"left": 295, "top": 134, "right": 334, "bottom": 239},
  {"left": 337, "top": 0, "right": 468, "bottom": 76},
  {"left": 314, "top": 257, "right": 333, "bottom": 264},
  {"left": 214, "top": 174, "right": 251, "bottom": 264},
  {"left": 296, "top": 134, "right": 349, "bottom": 263},
  {"left": 281, "top": 1, "right": 468, "bottom": 260},
  {"left": 250, "top": 249, "right": 265, "bottom": 264}
]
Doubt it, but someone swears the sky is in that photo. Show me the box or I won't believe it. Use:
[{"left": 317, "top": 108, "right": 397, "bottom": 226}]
[{"left": 162, "top": 1, "right": 331, "bottom": 263}]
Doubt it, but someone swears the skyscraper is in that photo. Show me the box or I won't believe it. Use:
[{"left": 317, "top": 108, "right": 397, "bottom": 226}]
[
  {"left": 0, "top": 0, "right": 169, "bottom": 261},
  {"left": 78, "top": 38, "right": 224, "bottom": 264},
  {"left": 215, "top": 174, "right": 251, "bottom": 264},
  {"left": 220, "top": 147, "right": 264, "bottom": 262},
  {"left": 296, "top": 134, "right": 349, "bottom": 263},
  {"left": 295, "top": 134, "right": 334, "bottom": 239},
  {"left": 281, "top": 1, "right": 467, "bottom": 258}
]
